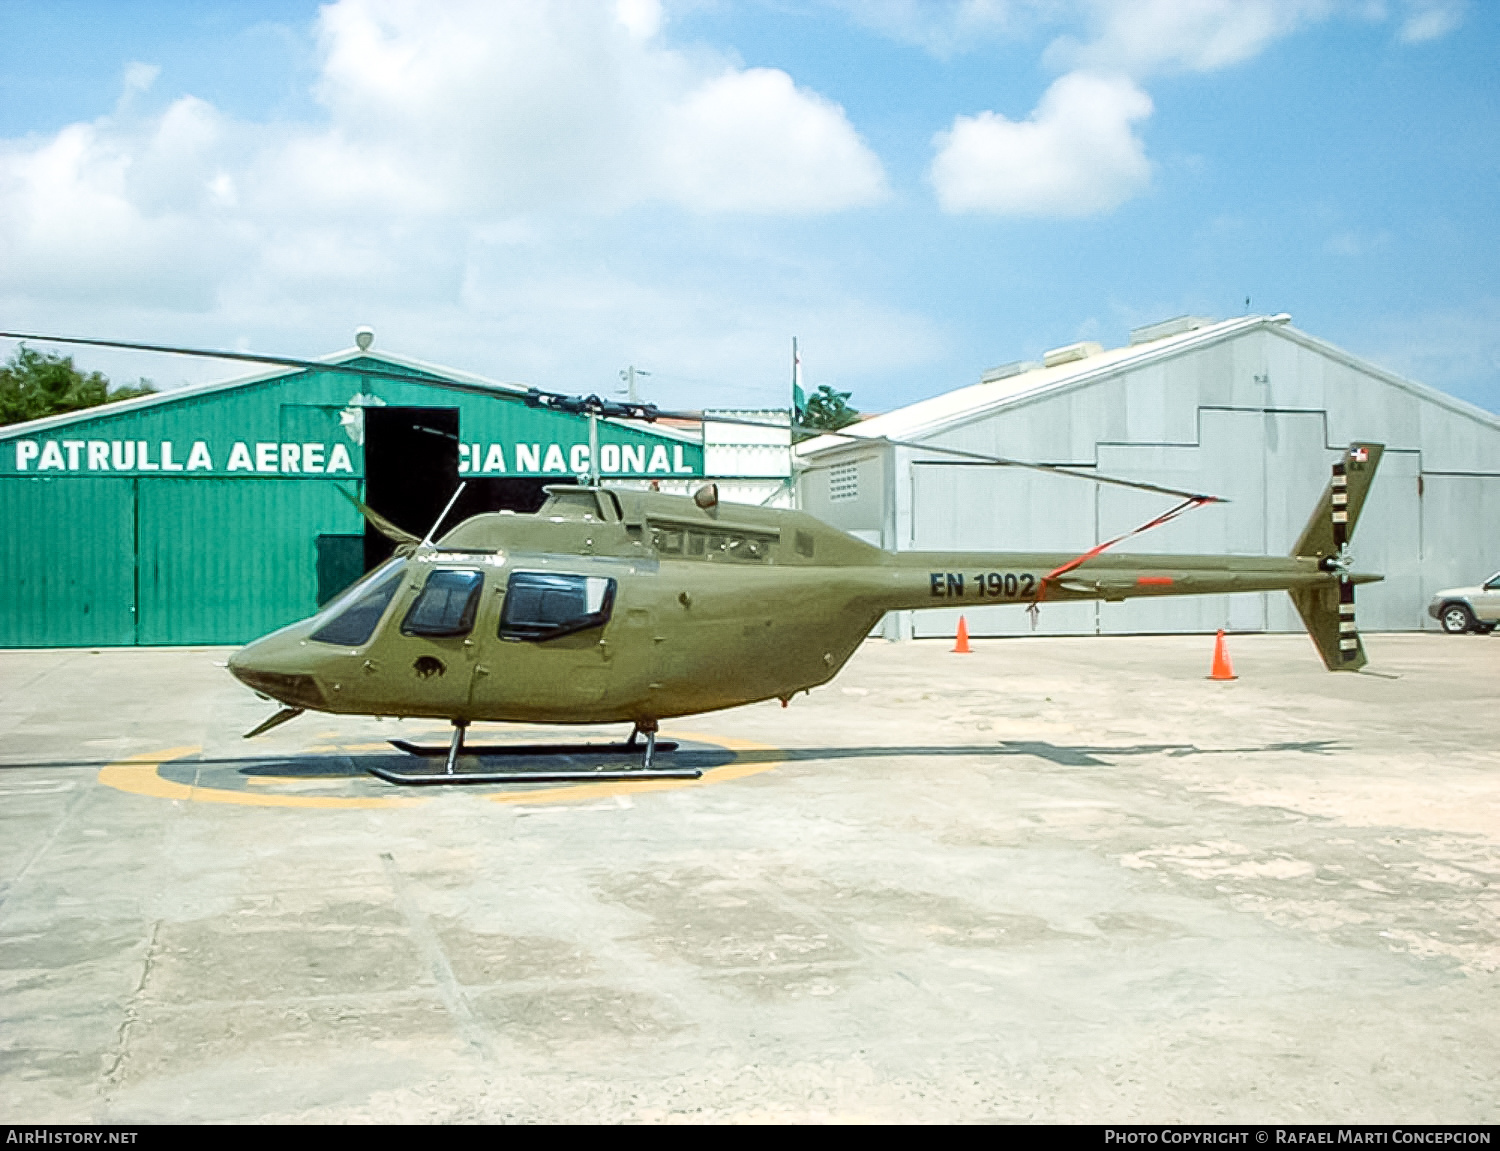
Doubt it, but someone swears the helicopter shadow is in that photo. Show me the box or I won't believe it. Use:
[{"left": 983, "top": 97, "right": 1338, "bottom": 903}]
[
  {"left": 688, "top": 739, "right": 1341, "bottom": 770},
  {"left": 1, "top": 738, "right": 1342, "bottom": 780},
  {"left": 217, "top": 736, "right": 1340, "bottom": 780}
]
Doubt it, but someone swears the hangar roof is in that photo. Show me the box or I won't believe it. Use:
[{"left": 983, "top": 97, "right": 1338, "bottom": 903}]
[{"left": 794, "top": 312, "right": 1500, "bottom": 459}]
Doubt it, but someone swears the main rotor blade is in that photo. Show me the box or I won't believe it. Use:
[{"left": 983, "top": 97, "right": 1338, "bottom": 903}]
[
  {"left": 0, "top": 330, "right": 533, "bottom": 401},
  {"left": 0, "top": 330, "right": 807, "bottom": 433},
  {"left": 0, "top": 329, "right": 813, "bottom": 434},
  {"left": 644, "top": 407, "right": 1221, "bottom": 501},
  {"left": 669, "top": 408, "right": 1226, "bottom": 501},
  {"left": 794, "top": 429, "right": 1226, "bottom": 503},
  {"left": 2, "top": 330, "right": 1222, "bottom": 501}
]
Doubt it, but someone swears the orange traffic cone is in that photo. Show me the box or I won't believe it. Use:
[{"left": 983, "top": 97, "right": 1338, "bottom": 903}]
[
  {"left": 1208, "top": 629, "right": 1236, "bottom": 680},
  {"left": 953, "top": 615, "right": 972, "bottom": 653}
]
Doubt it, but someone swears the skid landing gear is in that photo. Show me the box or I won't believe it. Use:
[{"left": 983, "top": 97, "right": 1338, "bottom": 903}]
[{"left": 367, "top": 719, "right": 700, "bottom": 786}]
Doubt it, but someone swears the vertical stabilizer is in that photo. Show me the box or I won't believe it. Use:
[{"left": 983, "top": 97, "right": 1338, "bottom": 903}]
[
  {"left": 1293, "top": 443, "right": 1383, "bottom": 562},
  {"left": 1289, "top": 443, "right": 1383, "bottom": 671},
  {"left": 1289, "top": 584, "right": 1366, "bottom": 671}
]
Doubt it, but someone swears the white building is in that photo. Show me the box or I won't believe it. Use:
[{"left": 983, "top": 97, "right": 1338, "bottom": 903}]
[
  {"left": 795, "top": 314, "right": 1500, "bottom": 639},
  {"left": 609, "top": 409, "right": 794, "bottom": 508}
]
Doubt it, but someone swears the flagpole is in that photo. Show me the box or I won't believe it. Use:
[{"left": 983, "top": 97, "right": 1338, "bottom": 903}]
[{"left": 792, "top": 336, "right": 804, "bottom": 425}]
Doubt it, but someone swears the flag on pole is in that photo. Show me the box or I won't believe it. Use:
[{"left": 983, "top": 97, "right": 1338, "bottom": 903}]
[{"left": 792, "top": 337, "right": 806, "bottom": 421}]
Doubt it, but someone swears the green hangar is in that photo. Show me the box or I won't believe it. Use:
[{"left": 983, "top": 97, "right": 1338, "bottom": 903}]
[{"left": 0, "top": 338, "right": 703, "bottom": 648}]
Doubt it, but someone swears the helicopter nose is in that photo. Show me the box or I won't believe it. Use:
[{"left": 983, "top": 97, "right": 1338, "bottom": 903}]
[{"left": 228, "top": 636, "right": 329, "bottom": 710}]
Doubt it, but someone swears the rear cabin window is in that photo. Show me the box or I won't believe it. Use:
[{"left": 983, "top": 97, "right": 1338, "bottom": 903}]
[
  {"left": 309, "top": 560, "right": 407, "bottom": 646},
  {"left": 401, "top": 569, "right": 485, "bottom": 637},
  {"left": 500, "top": 572, "right": 616, "bottom": 641}
]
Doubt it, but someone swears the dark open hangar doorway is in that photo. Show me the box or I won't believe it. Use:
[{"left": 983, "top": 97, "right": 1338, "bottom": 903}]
[{"left": 315, "top": 405, "right": 574, "bottom": 605}]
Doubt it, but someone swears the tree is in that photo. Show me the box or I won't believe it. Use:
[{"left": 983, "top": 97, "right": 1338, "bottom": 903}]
[
  {"left": 0, "top": 346, "right": 156, "bottom": 427},
  {"left": 798, "top": 384, "right": 860, "bottom": 431}
]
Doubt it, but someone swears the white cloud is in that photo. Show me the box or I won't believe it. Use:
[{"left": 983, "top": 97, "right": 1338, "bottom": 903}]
[
  {"left": 0, "top": 0, "right": 892, "bottom": 346},
  {"left": 0, "top": 2, "right": 907, "bottom": 404},
  {"left": 831, "top": 0, "right": 1061, "bottom": 56},
  {"left": 929, "top": 71, "right": 1152, "bottom": 216},
  {"left": 0, "top": 0, "right": 886, "bottom": 305},
  {"left": 1396, "top": 0, "right": 1465, "bottom": 44},
  {"left": 838, "top": 0, "right": 1338, "bottom": 73},
  {"left": 121, "top": 62, "right": 161, "bottom": 101},
  {"left": 294, "top": 0, "right": 884, "bottom": 217},
  {"left": 660, "top": 68, "right": 888, "bottom": 214},
  {"left": 1044, "top": 1, "right": 1462, "bottom": 74},
  {"left": 917, "top": 0, "right": 1460, "bottom": 219},
  {"left": 615, "top": 0, "right": 664, "bottom": 41},
  {"left": 450, "top": 248, "right": 947, "bottom": 408},
  {"left": 917, "top": 2, "right": 1328, "bottom": 218},
  {"left": 1049, "top": 0, "right": 1333, "bottom": 76},
  {"left": 0, "top": 97, "right": 241, "bottom": 308}
]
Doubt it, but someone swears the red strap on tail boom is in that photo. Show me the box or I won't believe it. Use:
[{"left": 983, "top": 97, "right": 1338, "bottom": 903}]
[{"left": 1028, "top": 496, "right": 1214, "bottom": 627}]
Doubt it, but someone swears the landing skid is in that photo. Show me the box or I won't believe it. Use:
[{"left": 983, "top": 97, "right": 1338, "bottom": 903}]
[
  {"left": 367, "top": 764, "right": 701, "bottom": 786},
  {"left": 387, "top": 739, "right": 681, "bottom": 758},
  {"left": 369, "top": 719, "right": 700, "bottom": 786}
]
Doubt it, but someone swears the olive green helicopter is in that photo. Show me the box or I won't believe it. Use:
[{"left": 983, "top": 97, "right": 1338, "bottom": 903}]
[{"left": 4, "top": 331, "right": 1384, "bottom": 785}]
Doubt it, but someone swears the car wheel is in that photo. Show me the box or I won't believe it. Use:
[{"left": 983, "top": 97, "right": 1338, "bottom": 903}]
[{"left": 1440, "top": 603, "right": 1475, "bottom": 634}]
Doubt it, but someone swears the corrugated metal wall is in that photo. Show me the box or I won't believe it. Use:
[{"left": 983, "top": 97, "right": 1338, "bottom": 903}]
[
  {"left": 0, "top": 358, "right": 705, "bottom": 647},
  {"left": 804, "top": 323, "right": 1500, "bottom": 637},
  {"left": 0, "top": 474, "right": 361, "bottom": 647},
  {"left": 0, "top": 476, "right": 136, "bottom": 646},
  {"left": 135, "top": 478, "right": 354, "bottom": 644}
]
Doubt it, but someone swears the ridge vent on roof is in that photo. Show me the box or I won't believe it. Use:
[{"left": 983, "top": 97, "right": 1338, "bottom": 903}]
[
  {"left": 979, "top": 360, "right": 1040, "bottom": 383},
  {"left": 1042, "top": 340, "right": 1103, "bottom": 369},
  {"left": 1129, "top": 315, "right": 1215, "bottom": 346}
]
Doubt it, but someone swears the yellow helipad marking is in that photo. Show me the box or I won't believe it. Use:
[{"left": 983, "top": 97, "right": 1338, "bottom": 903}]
[
  {"left": 96, "top": 732, "right": 782, "bottom": 810},
  {"left": 97, "top": 747, "right": 425, "bottom": 810}
]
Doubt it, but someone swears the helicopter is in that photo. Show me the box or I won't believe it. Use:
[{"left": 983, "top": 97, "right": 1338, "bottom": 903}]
[{"left": 1, "top": 331, "right": 1384, "bottom": 785}]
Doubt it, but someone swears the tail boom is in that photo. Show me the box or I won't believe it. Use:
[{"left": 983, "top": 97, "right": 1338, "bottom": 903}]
[
  {"left": 861, "top": 551, "right": 1369, "bottom": 612},
  {"left": 842, "top": 442, "right": 1385, "bottom": 673}
]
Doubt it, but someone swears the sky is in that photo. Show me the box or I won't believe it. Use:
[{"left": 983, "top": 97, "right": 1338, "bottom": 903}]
[{"left": 1, "top": 0, "right": 1497, "bottom": 418}]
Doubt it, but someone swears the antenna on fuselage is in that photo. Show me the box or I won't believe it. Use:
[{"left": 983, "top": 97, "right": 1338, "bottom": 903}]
[
  {"left": 422, "top": 482, "right": 468, "bottom": 547},
  {"left": 587, "top": 408, "right": 600, "bottom": 486}
]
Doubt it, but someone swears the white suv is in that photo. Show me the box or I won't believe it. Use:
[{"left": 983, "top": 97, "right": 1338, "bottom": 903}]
[{"left": 1428, "top": 572, "right": 1500, "bottom": 634}]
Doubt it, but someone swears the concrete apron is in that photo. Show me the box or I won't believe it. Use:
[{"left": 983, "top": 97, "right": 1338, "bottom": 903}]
[{"left": 0, "top": 632, "right": 1496, "bottom": 1123}]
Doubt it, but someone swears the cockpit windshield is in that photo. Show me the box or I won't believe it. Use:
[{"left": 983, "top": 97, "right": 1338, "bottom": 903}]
[{"left": 309, "top": 559, "right": 408, "bottom": 646}]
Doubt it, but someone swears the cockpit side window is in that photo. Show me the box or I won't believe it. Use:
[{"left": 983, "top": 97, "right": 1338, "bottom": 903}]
[
  {"left": 500, "top": 572, "right": 616, "bottom": 641},
  {"left": 309, "top": 560, "right": 407, "bottom": 646},
  {"left": 401, "top": 569, "right": 485, "bottom": 637}
]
